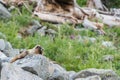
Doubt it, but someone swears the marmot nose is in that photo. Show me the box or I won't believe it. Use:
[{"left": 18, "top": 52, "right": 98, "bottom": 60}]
[{"left": 41, "top": 48, "right": 44, "bottom": 51}]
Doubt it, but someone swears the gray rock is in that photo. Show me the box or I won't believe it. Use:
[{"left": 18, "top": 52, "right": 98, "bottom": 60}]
[
  {"left": 31, "top": 20, "right": 42, "bottom": 27},
  {"left": 0, "top": 3, "right": 11, "bottom": 19},
  {"left": 0, "top": 59, "right": 2, "bottom": 73},
  {"left": 48, "top": 62, "right": 69, "bottom": 80},
  {"left": 27, "top": 25, "right": 40, "bottom": 36},
  {"left": 102, "top": 55, "right": 114, "bottom": 62},
  {"left": 75, "top": 75, "right": 101, "bottom": 80},
  {"left": 3, "top": 49, "right": 20, "bottom": 57},
  {"left": 14, "top": 54, "right": 50, "bottom": 80},
  {"left": 102, "top": 41, "right": 116, "bottom": 49},
  {"left": 0, "top": 39, "right": 13, "bottom": 51},
  {"left": 0, "top": 51, "right": 7, "bottom": 59},
  {"left": 0, "top": 51, "right": 11, "bottom": 63},
  {"left": 4, "top": 41, "right": 13, "bottom": 50},
  {"left": 67, "top": 71, "right": 76, "bottom": 80},
  {"left": 0, "top": 39, "right": 5, "bottom": 50},
  {"left": 1, "top": 63, "right": 43, "bottom": 80},
  {"left": 37, "top": 26, "right": 47, "bottom": 36},
  {"left": 27, "top": 20, "right": 42, "bottom": 36},
  {"left": 72, "top": 68, "right": 119, "bottom": 80},
  {"left": 45, "top": 29, "right": 57, "bottom": 34}
]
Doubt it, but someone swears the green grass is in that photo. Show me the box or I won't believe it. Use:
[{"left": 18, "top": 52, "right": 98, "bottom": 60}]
[{"left": 0, "top": 2, "right": 120, "bottom": 75}]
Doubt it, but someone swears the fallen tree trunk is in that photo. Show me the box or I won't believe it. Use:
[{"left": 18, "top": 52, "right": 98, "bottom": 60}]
[
  {"left": 87, "top": 0, "right": 107, "bottom": 11},
  {"left": 33, "top": 12, "right": 82, "bottom": 24}
]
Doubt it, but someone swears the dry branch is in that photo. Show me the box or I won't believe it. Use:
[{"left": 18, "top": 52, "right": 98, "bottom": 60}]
[{"left": 33, "top": 12, "right": 82, "bottom": 24}]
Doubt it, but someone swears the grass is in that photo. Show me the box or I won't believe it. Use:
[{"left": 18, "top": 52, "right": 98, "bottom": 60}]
[{"left": 0, "top": 1, "right": 120, "bottom": 75}]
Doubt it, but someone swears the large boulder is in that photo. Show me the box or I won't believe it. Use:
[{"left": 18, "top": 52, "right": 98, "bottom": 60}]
[
  {"left": 48, "top": 62, "right": 69, "bottom": 80},
  {"left": 72, "top": 68, "right": 119, "bottom": 80},
  {"left": 3, "top": 49, "right": 20, "bottom": 57},
  {"left": 1, "top": 63, "right": 43, "bottom": 80},
  {"left": 75, "top": 75, "right": 101, "bottom": 80},
  {"left": 13, "top": 54, "right": 50, "bottom": 80},
  {"left": 0, "top": 39, "right": 5, "bottom": 51},
  {"left": 0, "top": 51, "right": 7, "bottom": 59},
  {"left": 0, "top": 39, "right": 13, "bottom": 51},
  {"left": 0, "top": 3, "right": 11, "bottom": 19}
]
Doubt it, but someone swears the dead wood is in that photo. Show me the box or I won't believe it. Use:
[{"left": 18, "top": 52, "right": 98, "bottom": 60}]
[
  {"left": 97, "top": 10, "right": 113, "bottom": 15},
  {"left": 82, "top": 17, "right": 105, "bottom": 34},
  {"left": 33, "top": 12, "right": 82, "bottom": 24},
  {"left": 87, "top": 0, "right": 107, "bottom": 11}
]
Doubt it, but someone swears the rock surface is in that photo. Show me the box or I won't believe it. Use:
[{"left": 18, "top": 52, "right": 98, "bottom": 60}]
[
  {"left": 0, "top": 39, "right": 5, "bottom": 50},
  {"left": 102, "top": 55, "right": 114, "bottom": 62},
  {"left": 14, "top": 54, "right": 50, "bottom": 80},
  {"left": 0, "top": 39, "right": 13, "bottom": 51},
  {"left": 1, "top": 63, "right": 43, "bottom": 80},
  {"left": 49, "top": 62, "right": 69, "bottom": 80},
  {"left": 72, "top": 68, "right": 119, "bottom": 80},
  {"left": 3, "top": 49, "right": 20, "bottom": 57},
  {"left": 0, "top": 3, "right": 11, "bottom": 19},
  {"left": 75, "top": 75, "right": 101, "bottom": 80}
]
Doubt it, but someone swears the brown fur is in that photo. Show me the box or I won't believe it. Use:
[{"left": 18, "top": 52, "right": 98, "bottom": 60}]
[{"left": 10, "top": 45, "right": 44, "bottom": 63}]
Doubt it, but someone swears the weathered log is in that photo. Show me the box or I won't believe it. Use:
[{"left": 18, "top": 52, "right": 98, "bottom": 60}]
[
  {"left": 97, "top": 10, "right": 113, "bottom": 15},
  {"left": 33, "top": 12, "right": 82, "bottom": 24},
  {"left": 87, "top": 0, "right": 105, "bottom": 11},
  {"left": 100, "top": 14, "right": 120, "bottom": 27}
]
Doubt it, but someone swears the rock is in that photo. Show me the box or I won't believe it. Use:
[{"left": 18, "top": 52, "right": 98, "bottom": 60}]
[
  {"left": 45, "top": 29, "right": 57, "bottom": 34},
  {"left": 0, "top": 39, "right": 5, "bottom": 50},
  {"left": 67, "top": 71, "right": 76, "bottom": 80},
  {"left": 18, "top": 20, "right": 42, "bottom": 37},
  {"left": 0, "top": 3, "right": 11, "bottom": 19},
  {"left": 88, "top": 37, "right": 96, "bottom": 43},
  {"left": 75, "top": 75, "right": 101, "bottom": 80},
  {"left": 1, "top": 63, "right": 43, "bottom": 80},
  {"left": 3, "top": 49, "right": 20, "bottom": 57},
  {"left": 0, "top": 59, "right": 2, "bottom": 77},
  {"left": 0, "top": 39, "right": 13, "bottom": 51},
  {"left": 48, "top": 62, "right": 69, "bottom": 80},
  {"left": 102, "top": 55, "right": 114, "bottom": 62},
  {"left": 27, "top": 20, "right": 42, "bottom": 36},
  {"left": 72, "top": 68, "right": 119, "bottom": 80},
  {"left": 0, "top": 51, "right": 11, "bottom": 63},
  {"left": 4, "top": 41, "right": 13, "bottom": 50},
  {"left": 37, "top": 26, "right": 47, "bottom": 36},
  {"left": 32, "top": 20, "right": 42, "bottom": 27},
  {"left": 8, "top": 6, "right": 15, "bottom": 11},
  {"left": 0, "top": 51, "right": 7, "bottom": 59},
  {"left": 37, "top": 27, "right": 45, "bottom": 36},
  {"left": 102, "top": 41, "right": 116, "bottom": 49},
  {"left": 14, "top": 54, "right": 50, "bottom": 80}
]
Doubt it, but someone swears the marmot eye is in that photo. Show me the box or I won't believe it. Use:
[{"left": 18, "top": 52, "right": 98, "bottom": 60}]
[{"left": 36, "top": 46, "right": 40, "bottom": 48}]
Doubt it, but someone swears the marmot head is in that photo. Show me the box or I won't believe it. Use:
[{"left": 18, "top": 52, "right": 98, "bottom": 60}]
[{"left": 34, "top": 45, "right": 44, "bottom": 55}]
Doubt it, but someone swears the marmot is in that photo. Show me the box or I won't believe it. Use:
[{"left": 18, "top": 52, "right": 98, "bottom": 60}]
[{"left": 10, "top": 45, "right": 44, "bottom": 63}]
